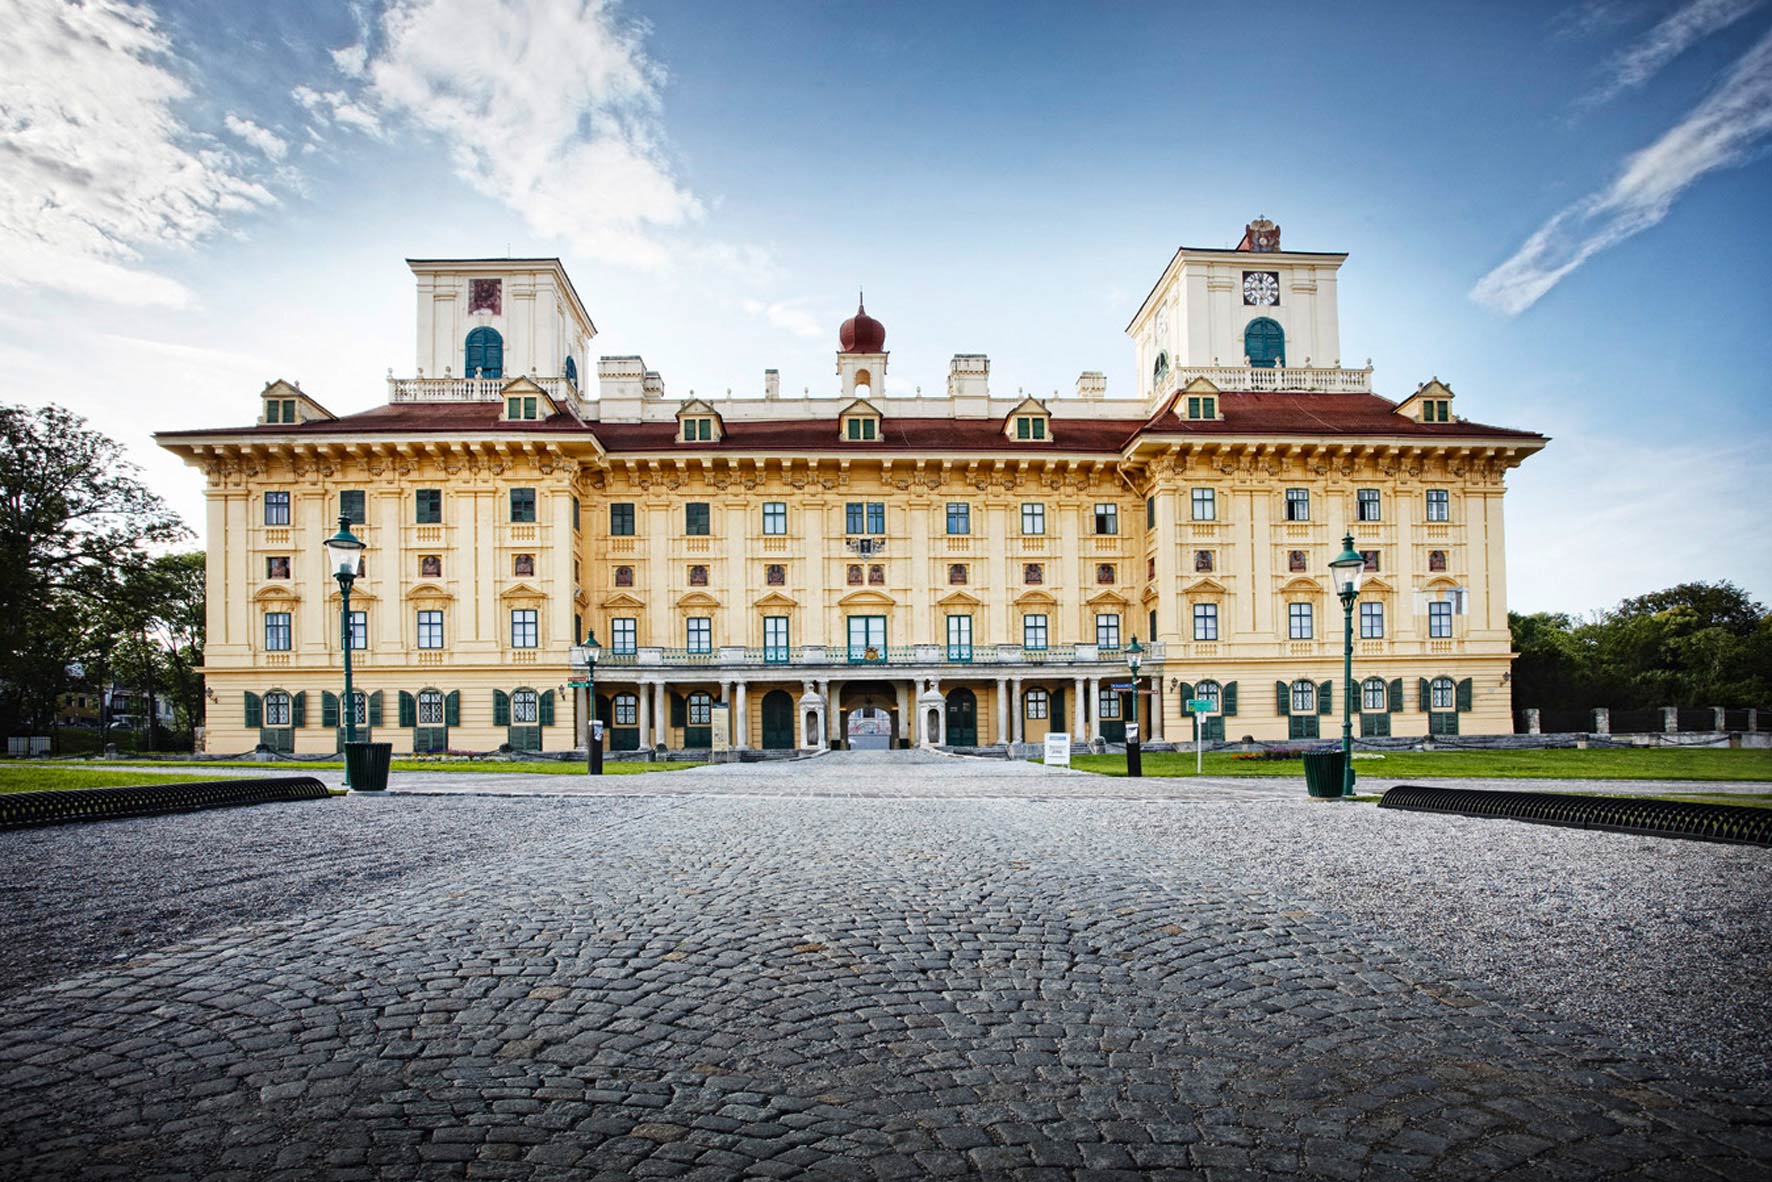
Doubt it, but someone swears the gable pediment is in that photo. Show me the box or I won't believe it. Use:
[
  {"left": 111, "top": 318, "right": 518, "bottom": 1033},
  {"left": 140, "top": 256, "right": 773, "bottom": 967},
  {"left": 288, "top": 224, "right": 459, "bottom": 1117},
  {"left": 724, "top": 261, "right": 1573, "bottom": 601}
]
[
  {"left": 752, "top": 591, "right": 798, "bottom": 609},
  {"left": 676, "top": 397, "right": 719, "bottom": 416},
  {"left": 838, "top": 397, "right": 882, "bottom": 419},
  {"left": 1360, "top": 574, "right": 1394, "bottom": 594},
  {"left": 1183, "top": 576, "right": 1228, "bottom": 595},
  {"left": 1085, "top": 589, "right": 1129, "bottom": 607},
  {"left": 935, "top": 589, "right": 982, "bottom": 608},
  {"left": 499, "top": 580, "right": 546, "bottom": 601},
  {"left": 676, "top": 590, "right": 722, "bottom": 609},
  {"left": 600, "top": 591, "right": 646, "bottom": 610},
  {"left": 837, "top": 588, "right": 896, "bottom": 608}
]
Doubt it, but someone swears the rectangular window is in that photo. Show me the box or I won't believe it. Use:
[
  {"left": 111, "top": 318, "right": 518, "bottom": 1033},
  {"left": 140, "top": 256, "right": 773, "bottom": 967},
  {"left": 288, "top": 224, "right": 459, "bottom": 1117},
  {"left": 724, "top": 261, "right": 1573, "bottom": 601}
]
[
  {"left": 1192, "top": 488, "right": 1216, "bottom": 521},
  {"left": 762, "top": 502, "right": 787, "bottom": 535},
  {"left": 1025, "top": 689, "right": 1048, "bottom": 720},
  {"left": 1021, "top": 503, "right": 1046, "bottom": 535},
  {"left": 1426, "top": 489, "right": 1451, "bottom": 522},
  {"left": 1288, "top": 602, "right": 1314, "bottom": 640},
  {"left": 847, "top": 615, "right": 886, "bottom": 657},
  {"left": 1429, "top": 600, "right": 1454, "bottom": 638},
  {"left": 264, "top": 612, "right": 291, "bottom": 651},
  {"left": 844, "top": 502, "right": 885, "bottom": 534},
  {"left": 337, "top": 489, "right": 365, "bottom": 524},
  {"left": 685, "top": 502, "right": 710, "bottom": 535},
  {"left": 1360, "top": 601, "right": 1385, "bottom": 639},
  {"left": 946, "top": 614, "right": 972, "bottom": 660},
  {"left": 1285, "top": 488, "right": 1310, "bottom": 521},
  {"left": 1095, "top": 613, "right": 1120, "bottom": 649},
  {"left": 348, "top": 610, "right": 367, "bottom": 650},
  {"left": 1357, "top": 488, "right": 1381, "bottom": 522},
  {"left": 686, "top": 617, "right": 712, "bottom": 653},
  {"left": 763, "top": 616, "right": 790, "bottom": 662},
  {"left": 1363, "top": 680, "right": 1388, "bottom": 712},
  {"left": 946, "top": 503, "right": 970, "bottom": 535},
  {"left": 1186, "top": 395, "right": 1216, "bottom": 419},
  {"left": 1098, "top": 690, "right": 1121, "bottom": 720},
  {"left": 510, "top": 609, "right": 538, "bottom": 649},
  {"left": 1023, "top": 614, "right": 1049, "bottom": 650},
  {"left": 1094, "top": 504, "right": 1118, "bottom": 535},
  {"left": 610, "top": 503, "right": 636, "bottom": 536},
  {"left": 572, "top": 497, "right": 581, "bottom": 531},
  {"left": 614, "top": 696, "right": 638, "bottom": 726},
  {"left": 867, "top": 502, "right": 885, "bottom": 534},
  {"left": 612, "top": 617, "right": 636, "bottom": 654},
  {"left": 415, "top": 489, "right": 442, "bottom": 524},
  {"left": 509, "top": 488, "right": 536, "bottom": 523},
  {"left": 264, "top": 491, "right": 290, "bottom": 525},
  {"left": 1146, "top": 497, "right": 1156, "bottom": 529},
  {"left": 416, "top": 610, "right": 444, "bottom": 649},
  {"left": 1193, "top": 603, "right": 1219, "bottom": 641}
]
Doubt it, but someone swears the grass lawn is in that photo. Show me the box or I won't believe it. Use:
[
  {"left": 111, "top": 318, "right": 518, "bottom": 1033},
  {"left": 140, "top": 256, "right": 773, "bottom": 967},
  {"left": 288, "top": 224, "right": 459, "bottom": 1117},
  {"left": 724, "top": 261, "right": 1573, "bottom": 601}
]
[
  {"left": 91, "top": 758, "right": 702, "bottom": 777},
  {"left": 0, "top": 766, "right": 239, "bottom": 794},
  {"left": 1062, "top": 747, "right": 1772, "bottom": 782}
]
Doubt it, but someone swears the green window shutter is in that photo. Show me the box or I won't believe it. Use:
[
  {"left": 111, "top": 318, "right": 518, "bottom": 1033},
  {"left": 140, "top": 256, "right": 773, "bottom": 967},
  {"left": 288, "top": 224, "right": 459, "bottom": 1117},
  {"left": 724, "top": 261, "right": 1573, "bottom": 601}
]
[
  {"left": 445, "top": 691, "right": 460, "bottom": 727},
  {"left": 1456, "top": 678, "right": 1474, "bottom": 712},
  {"left": 1051, "top": 687, "right": 1065, "bottom": 728},
  {"left": 243, "top": 692, "right": 262, "bottom": 728},
  {"left": 671, "top": 692, "right": 686, "bottom": 726},
  {"left": 1275, "top": 681, "right": 1289, "bottom": 716},
  {"left": 1319, "top": 680, "right": 1333, "bottom": 715},
  {"left": 1418, "top": 678, "right": 1430, "bottom": 712},
  {"left": 399, "top": 691, "right": 416, "bottom": 728},
  {"left": 322, "top": 691, "right": 338, "bottom": 728},
  {"left": 369, "top": 690, "right": 384, "bottom": 728},
  {"left": 1389, "top": 678, "right": 1404, "bottom": 714},
  {"left": 1223, "top": 682, "right": 1238, "bottom": 716},
  {"left": 1352, "top": 686, "right": 1363, "bottom": 715},
  {"left": 493, "top": 689, "right": 510, "bottom": 727},
  {"left": 1177, "top": 682, "right": 1194, "bottom": 706},
  {"left": 539, "top": 689, "right": 555, "bottom": 727},
  {"left": 292, "top": 691, "right": 306, "bottom": 728}
]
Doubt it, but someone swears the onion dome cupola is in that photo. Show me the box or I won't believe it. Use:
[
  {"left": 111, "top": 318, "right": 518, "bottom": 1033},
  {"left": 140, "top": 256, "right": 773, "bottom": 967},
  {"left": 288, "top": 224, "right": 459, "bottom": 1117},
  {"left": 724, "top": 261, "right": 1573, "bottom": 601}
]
[{"left": 839, "top": 294, "right": 886, "bottom": 354}]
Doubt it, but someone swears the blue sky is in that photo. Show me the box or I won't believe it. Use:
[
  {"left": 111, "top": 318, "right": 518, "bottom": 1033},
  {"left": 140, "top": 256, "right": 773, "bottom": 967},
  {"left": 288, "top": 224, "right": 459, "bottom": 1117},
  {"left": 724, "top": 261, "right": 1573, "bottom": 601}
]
[{"left": 3, "top": 0, "right": 1769, "bottom": 614}]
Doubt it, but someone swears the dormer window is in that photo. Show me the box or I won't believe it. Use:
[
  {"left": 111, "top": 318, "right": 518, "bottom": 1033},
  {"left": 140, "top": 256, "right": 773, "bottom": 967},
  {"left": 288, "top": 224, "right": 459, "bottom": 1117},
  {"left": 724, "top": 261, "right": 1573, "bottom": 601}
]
[
  {"left": 1004, "top": 398, "right": 1053, "bottom": 443},
  {"left": 264, "top": 397, "right": 297, "bottom": 424},
  {"left": 505, "top": 395, "right": 539, "bottom": 421},
  {"left": 845, "top": 416, "right": 877, "bottom": 441},
  {"left": 1015, "top": 416, "right": 1046, "bottom": 440},
  {"left": 1185, "top": 394, "right": 1217, "bottom": 420},
  {"left": 1421, "top": 399, "right": 1452, "bottom": 423},
  {"left": 682, "top": 417, "right": 714, "bottom": 441},
  {"left": 675, "top": 399, "right": 724, "bottom": 443}
]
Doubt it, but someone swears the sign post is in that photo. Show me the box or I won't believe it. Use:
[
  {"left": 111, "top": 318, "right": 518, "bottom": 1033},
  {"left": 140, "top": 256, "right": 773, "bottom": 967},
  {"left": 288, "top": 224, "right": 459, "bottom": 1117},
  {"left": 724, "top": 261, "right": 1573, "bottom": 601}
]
[{"left": 1186, "top": 697, "right": 1215, "bottom": 776}]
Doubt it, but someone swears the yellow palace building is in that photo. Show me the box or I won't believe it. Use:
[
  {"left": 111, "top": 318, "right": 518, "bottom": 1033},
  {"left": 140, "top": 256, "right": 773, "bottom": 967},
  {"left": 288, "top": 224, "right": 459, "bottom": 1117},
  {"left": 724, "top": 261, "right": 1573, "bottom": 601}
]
[{"left": 158, "top": 218, "right": 1545, "bottom": 756}]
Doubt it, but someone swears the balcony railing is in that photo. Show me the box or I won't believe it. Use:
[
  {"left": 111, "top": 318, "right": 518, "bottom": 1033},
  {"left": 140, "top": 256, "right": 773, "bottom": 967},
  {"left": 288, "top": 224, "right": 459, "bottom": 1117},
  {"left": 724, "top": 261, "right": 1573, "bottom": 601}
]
[
  {"left": 591, "top": 642, "right": 1166, "bottom": 672},
  {"left": 388, "top": 373, "right": 584, "bottom": 416},
  {"left": 1172, "top": 364, "right": 1373, "bottom": 393}
]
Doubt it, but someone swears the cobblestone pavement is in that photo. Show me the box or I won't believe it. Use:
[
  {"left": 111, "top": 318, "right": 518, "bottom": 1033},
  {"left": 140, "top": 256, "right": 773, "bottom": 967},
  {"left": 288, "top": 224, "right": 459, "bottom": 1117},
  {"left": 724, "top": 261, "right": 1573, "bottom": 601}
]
[{"left": 2, "top": 752, "right": 1769, "bottom": 1181}]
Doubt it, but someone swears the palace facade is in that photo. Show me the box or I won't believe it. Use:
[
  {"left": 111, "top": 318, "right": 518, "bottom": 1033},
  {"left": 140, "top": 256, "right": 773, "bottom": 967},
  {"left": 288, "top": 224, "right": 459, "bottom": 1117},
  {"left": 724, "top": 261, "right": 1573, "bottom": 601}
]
[{"left": 158, "top": 219, "right": 1546, "bottom": 756}]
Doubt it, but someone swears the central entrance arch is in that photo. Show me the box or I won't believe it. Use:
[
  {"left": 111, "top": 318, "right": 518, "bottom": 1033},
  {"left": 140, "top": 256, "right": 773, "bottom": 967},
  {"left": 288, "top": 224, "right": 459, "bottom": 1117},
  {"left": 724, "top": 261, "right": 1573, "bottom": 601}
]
[
  {"left": 838, "top": 681, "right": 899, "bottom": 750},
  {"left": 946, "top": 687, "right": 978, "bottom": 747}
]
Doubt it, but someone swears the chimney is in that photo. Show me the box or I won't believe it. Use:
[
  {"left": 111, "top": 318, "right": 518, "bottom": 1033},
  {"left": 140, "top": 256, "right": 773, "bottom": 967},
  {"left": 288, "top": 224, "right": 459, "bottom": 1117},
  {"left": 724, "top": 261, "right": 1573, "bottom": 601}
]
[
  {"left": 764, "top": 369, "right": 780, "bottom": 400},
  {"left": 642, "top": 370, "right": 665, "bottom": 400},
  {"left": 1076, "top": 371, "right": 1107, "bottom": 400},
  {"left": 946, "top": 354, "right": 989, "bottom": 399}
]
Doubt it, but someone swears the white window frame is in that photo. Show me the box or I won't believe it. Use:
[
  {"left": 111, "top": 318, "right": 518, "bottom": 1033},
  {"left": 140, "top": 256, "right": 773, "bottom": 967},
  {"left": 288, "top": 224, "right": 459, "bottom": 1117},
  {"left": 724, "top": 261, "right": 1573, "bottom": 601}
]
[
  {"left": 1431, "top": 677, "right": 1455, "bottom": 711},
  {"left": 1196, "top": 680, "right": 1221, "bottom": 711},
  {"left": 264, "top": 612, "right": 291, "bottom": 652},
  {"left": 1023, "top": 614, "right": 1049, "bottom": 650},
  {"left": 418, "top": 690, "right": 444, "bottom": 726},
  {"left": 1193, "top": 603, "right": 1218, "bottom": 641},
  {"left": 686, "top": 617, "right": 712, "bottom": 653},
  {"left": 1288, "top": 602, "right": 1314, "bottom": 640},
  {"left": 762, "top": 502, "right": 787, "bottom": 535},
  {"left": 512, "top": 688, "right": 539, "bottom": 724},
  {"left": 1429, "top": 601, "right": 1454, "bottom": 638},
  {"left": 687, "top": 692, "right": 712, "bottom": 725},
  {"left": 1021, "top": 503, "right": 1046, "bottom": 535},
  {"left": 416, "top": 610, "right": 444, "bottom": 650},
  {"left": 1095, "top": 613, "right": 1120, "bottom": 649},
  {"left": 612, "top": 617, "right": 636, "bottom": 654},
  {"left": 1098, "top": 690, "right": 1122, "bottom": 720},
  {"left": 1025, "top": 688, "right": 1049, "bottom": 720},
  {"left": 264, "top": 491, "right": 290, "bottom": 526},
  {"left": 1291, "top": 680, "right": 1316, "bottom": 713},
  {"left": 1191, "top": 488, "right": 1216, "bottom": 521},
  {"left": 263, "top": 690, "right": 291, "bottom": 726},
  {"left": 614, "top": 693, "right": 638, "bottom": 726},
  {"left": 1362, "top": 678, "right": 1387, "bottom": 712},
  {"left": 510, "top": 609, "right": 538, "bottom": 649},
  {"left": 1357, "top": 488, "right": 1381, "bottom": 522},
  {"left": 947, "top": 614, "right": 972, "bottom": 658},
  {"left": 1360, "top": 601, "right": 1385, "bottom": 639}
]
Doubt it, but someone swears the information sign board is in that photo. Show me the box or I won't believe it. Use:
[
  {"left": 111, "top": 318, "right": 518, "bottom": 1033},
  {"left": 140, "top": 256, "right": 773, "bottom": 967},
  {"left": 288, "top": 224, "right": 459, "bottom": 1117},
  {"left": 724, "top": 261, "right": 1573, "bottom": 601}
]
[
  {"left": 1188, "top": 698, "right": 1215, "bottom": 713},
  {"left": 1043, "top": 732, "right": 1071, "bottom": 767}
]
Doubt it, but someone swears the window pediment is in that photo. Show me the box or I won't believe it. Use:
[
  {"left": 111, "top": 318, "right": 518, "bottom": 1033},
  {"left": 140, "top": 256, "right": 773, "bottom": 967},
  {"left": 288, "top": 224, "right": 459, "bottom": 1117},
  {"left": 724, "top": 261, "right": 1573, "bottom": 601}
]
[
  {"left": 1004, "top": 396, "right": 1053, "bottom": 443},
  {"left": 838, "top": 398, "right": 883, "bottom": 442},
  {"left": 1084, "top": 589, "right": 1129, "bottom": 607},
  {"left": 837, "top": 588, "right": 895, "bottom": 608},
  {"left": 499, "top": 580, "right": 546, "bottom": 601},
  {"left": 600, "top": 591, "right": 646, "bottom": 610},
  {"left": 252, "top": 584, "right": 301, "bottom": 603},
  {"left": 936, "top": 589, "right": 982, "bottom": 608},
  {"left": 752, "top": 591, "right": 798, "bottom": 609},
  {"left": 676, "top": 590, "right": 722, "bottom": 609},
  {"left": 1013, "top": 589, "right": 1058, "bottom": 608},
  {"left": 405, "top": 581, "right": 455, "bottom": 601},
  {"left": 1281, "top": 575, "right": 1324, "bottom": 594},
  {"left": 1183, "top": 575, "right": 1228, "bottom": 595},
  {"left": 675, "top": 398, "right": 724, "bottom": 443},
  {"left": 1360, "top": 575, "right": 1394, "bottom": 594}
]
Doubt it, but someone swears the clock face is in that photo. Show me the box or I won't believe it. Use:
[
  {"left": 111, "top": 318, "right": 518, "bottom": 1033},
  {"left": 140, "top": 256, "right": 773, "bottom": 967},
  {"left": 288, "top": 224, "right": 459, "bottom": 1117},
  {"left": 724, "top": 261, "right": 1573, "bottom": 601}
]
[{"left": 1243, "top": 271, "right": 1280, "bottom": 306}]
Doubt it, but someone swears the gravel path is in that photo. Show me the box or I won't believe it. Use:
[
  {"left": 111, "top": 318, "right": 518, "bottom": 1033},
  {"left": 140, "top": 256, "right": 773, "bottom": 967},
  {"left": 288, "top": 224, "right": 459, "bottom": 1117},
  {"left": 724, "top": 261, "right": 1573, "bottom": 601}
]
[{"left": 1, "top": 751, "right": 1767, "bottom": 1180}]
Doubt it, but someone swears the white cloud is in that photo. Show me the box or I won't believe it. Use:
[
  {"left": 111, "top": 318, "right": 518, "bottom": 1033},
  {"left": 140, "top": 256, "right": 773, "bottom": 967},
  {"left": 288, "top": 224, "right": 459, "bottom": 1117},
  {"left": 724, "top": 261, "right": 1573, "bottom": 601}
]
[
  {"left": 741, "top": 298, "right": 825, "bottom": 340},
  {"left": 0, "top": 0, "right": 276, "bottom": 308},
  {"left": 292, "top": 84, "right": 382, "bottom": 136},
  {"left": 1583, "top": 0, "right": 1765, "bottom": 106},
  {"left": 327, "top": 0, "right": 701, "bottom": 268},
  {"left": 224, "top": 113, "right": 288, "bottom": 161},
  {"left": 1473, "top": 25, "right": 1772, "bottom": 314},
  {"left": 331, "top": 42, "right": 368, "bottom": 78}
]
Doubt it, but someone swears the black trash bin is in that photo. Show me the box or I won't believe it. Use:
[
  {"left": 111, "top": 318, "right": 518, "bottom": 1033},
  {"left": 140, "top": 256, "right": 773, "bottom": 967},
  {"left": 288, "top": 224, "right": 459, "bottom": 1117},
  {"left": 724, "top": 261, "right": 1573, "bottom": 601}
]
[
  {"left": 1303, "top": 750, "right": 1348, "bottom": 799},
  {"left": 345, "top": 741, "right": 393, "bottom": 792}
]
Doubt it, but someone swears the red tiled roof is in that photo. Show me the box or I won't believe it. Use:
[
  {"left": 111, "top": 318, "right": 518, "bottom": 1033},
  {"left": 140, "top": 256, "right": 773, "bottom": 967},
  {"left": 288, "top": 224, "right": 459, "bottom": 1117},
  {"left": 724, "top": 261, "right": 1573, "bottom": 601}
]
[{"left": 157, "top": 391, "right": 1543, "bottom": 452}]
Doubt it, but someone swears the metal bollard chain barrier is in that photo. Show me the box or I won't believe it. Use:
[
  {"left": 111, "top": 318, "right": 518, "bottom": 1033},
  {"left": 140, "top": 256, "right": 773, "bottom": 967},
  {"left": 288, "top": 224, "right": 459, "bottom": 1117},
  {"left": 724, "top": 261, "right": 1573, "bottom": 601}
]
[
  {"left": 1378, "top": 784, "right": 1772, "bottom": 847},
  {"left": 0, "top": 777, "right": 331, "bottom": 830}
]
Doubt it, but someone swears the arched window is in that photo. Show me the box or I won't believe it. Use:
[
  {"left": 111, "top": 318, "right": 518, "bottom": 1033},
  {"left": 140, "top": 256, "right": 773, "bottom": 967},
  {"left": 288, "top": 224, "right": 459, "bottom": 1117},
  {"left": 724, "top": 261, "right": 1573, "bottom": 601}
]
[
  {"left": 1430, "top": 677, "right": 1456, "bottom": 711},
  {"left": 1196, "top": 680, "right": 1221, "bottom": 712},
  {"left": 564, "top": 355, "right": 578, "bottom": 384},
  {"left": 349, "top": 691, "right": 368, "bottom": 727},
  {"left": 1291, "top": 679, "right": 1316, "bottom": 714},
  {"left": 264, "top": 690, "right": 291, "bottom": 726},
  {"left": 512, "top": 688, "right": 539, "bottom": 724},
  {"left": 1245, "top": 318, "right": 1284, "bottom": 369},
  {"left": 465, "top": 326, "right": 504, "bottom": 379},
  {"left": 417, "top": 689, "right": 444, "bottom": 725},
  {"left": 1152, "top": 350, "right": 1170, "bottom": 391},
  {"left": 613, "top": 693, "right": 638, "bottom": 725},
  {"left": 1362, "top": 677, "right": 1387, "bottom": 712}
]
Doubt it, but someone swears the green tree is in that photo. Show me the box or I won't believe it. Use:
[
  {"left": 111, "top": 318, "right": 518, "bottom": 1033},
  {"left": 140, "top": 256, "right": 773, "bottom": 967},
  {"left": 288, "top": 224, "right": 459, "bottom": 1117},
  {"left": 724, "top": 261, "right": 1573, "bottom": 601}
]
[{"left": 0, "top": 405, "right": 187, "bottom": 737}]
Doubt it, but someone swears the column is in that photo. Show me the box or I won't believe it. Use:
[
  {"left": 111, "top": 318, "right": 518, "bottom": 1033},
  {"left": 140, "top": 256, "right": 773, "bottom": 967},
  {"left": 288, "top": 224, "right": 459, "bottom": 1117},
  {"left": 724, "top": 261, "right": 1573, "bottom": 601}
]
[
  {"left": 1011, "top": 677, "right": 1024, "bottom": 745},
  {"left": 1087, "top": 676, "right": 1102, "bottom": 742},
  {"left": 1150, "top": 681, "right": 1164, "bottom": 742},
  {"left": 996, "top": 679, "right": 1009, "bottom": 747},
  {"left": 735, "top": 682, "right": 749, "bottom": 749},
  {"left": 817, "top": 679, "right": 832, "bottom": 750},
  {"left": 654, "top": 681, "right": 669, "bottom": 749},
  {"left": 576, "top": 685, "right": 590, "bottom": 749},
  {"left": 638, "top": 680, "right": 652, "bottom": 748},
  {"left": 719, "top": 679, "right": 733, "bottom": 746},
  {"left": 1073, "top": 676, "right": 1085, "bottom": 740}
]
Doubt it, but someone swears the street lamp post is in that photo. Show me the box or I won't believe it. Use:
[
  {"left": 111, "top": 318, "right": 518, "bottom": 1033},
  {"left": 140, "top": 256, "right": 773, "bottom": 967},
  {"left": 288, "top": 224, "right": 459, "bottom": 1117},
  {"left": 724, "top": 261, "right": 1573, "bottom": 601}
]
[
  {"left": 570, "top": 629, "right": 604, "bottom": 776},
  {"left": 1125, "top": 636, "right": 1144, "bottom": 779},
  {"left": 322, "top": 515, "right": 366, "bottom": 788},
  {"left": 1328, "top": 534, "right": 1367, "bottom": 798}
]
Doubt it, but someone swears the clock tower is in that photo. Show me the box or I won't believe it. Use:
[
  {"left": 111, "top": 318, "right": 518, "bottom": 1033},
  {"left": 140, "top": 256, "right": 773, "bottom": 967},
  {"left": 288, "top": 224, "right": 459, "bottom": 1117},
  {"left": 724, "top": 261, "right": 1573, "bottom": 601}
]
[{"left": 1126, "top": 216, "right": 1351, "bottom": 406}]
